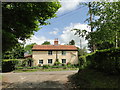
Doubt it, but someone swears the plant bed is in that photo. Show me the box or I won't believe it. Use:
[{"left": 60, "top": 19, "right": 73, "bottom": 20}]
[{"left": 13, "top": 67, "right": 79, "bottom": 72}]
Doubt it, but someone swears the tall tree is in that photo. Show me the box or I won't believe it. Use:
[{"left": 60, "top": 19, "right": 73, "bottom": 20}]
[
  {"left": 2, "top": 2, "right": 61, "bottom": 53},
  {"left": 42, "top": 41, "right": 51, "bottom": 45},
  {"left": 69, "top": 40, "right": 75, "bottom": 45},
  {"left": 24, "top": 43, "right": 37, "bottom": 54},
  {"left": 86, "top": 1, "right": 120, "bottom": 49},
  {"left": 73, "top": 1, "right": 120, "bottom": 51}
]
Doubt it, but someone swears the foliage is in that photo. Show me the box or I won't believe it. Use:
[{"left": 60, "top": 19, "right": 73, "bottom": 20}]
[
  {"left": 42, "top": 41, "right": 51, "bottom": 45},
  {"left": 69, "top": 40, "right": 75, "bottom": 45},
  {"left": 54, "top": 59, "right": 61, "bottom": 66},
  {"left": 21, "top": 58, "right": 33, "bottom": 67},
  {"left": 78, "top": 47, "right": 88, "bottom": 56},
  {"left": 86, "top": 47, "right": 120, "bottom": 74},
  {"left": 2, "top": 2, "right": 61, "bottom": 53},
  {"left": 38, "top": 64, "right": 42, "bottom": 67},
  {"left": 86, "top": 1, "right": 120, "bottom": 49},
  {"left": 15, "top": 67, "right": 24, "bottom": 69},
  {"left": 73, "top": 2, "right": 120, "bottom": 51},
  {"left": 79, "top": 56, "right": 86, "bottom": 68},
  {"left": 2, "top": 43, "right": 24, "bottom": 59},
  {"left": 24, "top": 43, "right": 37, "bottom": 54},
  {"left": 2, "top": 59, "right": 19, "bottom": 72},
  {"left": 42, "top": 65, "right": 49, "bottom": 69}
]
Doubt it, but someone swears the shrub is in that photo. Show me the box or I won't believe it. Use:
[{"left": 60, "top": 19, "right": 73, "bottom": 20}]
[
  {"left": 86, "top": 47, "right": 120, "bottom": 74},
  {"left": 2, "top": 59, "right": 19, "bottom": 72},
  {"left": 42, "top": 65, "right": 49, "bottom": 69},
  {"left": 54, "top": 59, "right": 61, "bottom": 66},
  {"left": 16, "top": 67, "right": 24, "bottom": 69},
  {"left": 38, "top": 64, "right": 41, "bottom": 67}
]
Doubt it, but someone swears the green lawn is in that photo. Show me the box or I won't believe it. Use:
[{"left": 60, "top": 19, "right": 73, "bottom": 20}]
[
  {"left": 68, "top": 68, "right": 120, "bottom": 88},
  {"left": 13, "top": 68, "right": 79, "bottom": 73}
]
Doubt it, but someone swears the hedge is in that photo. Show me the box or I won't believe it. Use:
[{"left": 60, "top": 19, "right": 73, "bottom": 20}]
[
  {"left": 86, "top": 47, "right": 120, "bottom": 74},
  {"left": 2, "top": 59, "right": 19, "bottom": 72}
]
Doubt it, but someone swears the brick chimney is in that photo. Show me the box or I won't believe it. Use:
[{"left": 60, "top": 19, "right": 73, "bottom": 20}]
[{"left": 54, "top": 38, "right": 58, "bottom": 46}]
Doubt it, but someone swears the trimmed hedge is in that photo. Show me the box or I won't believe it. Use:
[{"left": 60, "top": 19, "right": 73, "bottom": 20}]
[
  {"left": 2, "top": 59, "right": 19, "bottom": 72},
  {"left": 86, "top": 47, "right": 120, "bottom": 74}
]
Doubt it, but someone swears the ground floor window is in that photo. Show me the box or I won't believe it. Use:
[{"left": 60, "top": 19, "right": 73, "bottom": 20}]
[
  {"left": 39, "top": 60, "right": 43, "bottom": 64},
  {"left": 62, "top": 59, "right": 66, "bottom": 63},
  {"left": 48, "top": 59, "right": 52, "bottom": 64}
]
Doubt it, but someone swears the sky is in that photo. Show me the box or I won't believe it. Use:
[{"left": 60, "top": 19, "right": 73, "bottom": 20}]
[{"left": 25, "top": 0, "right": 93, "bottom": 50}]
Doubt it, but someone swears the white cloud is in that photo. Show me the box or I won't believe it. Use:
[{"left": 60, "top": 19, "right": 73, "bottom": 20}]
[
  {"left": 49, "top": 28, "right": 59, "bottom": 35},
  {"left": 57, "top": 0, "right": 82, "bottom": 14},
  {"left": 25, "top": 35, "right": 54, "bottom": 46},
  {"left": 57, "top": 0, "right": 115, "bottom": 14},
  {"left": 59, "top": 23, "right": 90, "bottom": 48},
  {"left": 57, "top": 0, "right": 98, "bottom": 14}
]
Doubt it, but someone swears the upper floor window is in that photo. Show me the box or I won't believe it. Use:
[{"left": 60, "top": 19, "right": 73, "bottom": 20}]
[
  {"left": 48, "top": 59, "right": 52, "bottom": 64},
  {"left": 62, "top": 59, "right": 66, "bottom": 63},
  {"left": 62, "top": 51, "right": 66, "bottom": 55},
  {"left": 48, "top": 51, "right": 52, "bottom": 55},
  {"left": 39, "top": 60, "right": 43, "bottom": 64}
]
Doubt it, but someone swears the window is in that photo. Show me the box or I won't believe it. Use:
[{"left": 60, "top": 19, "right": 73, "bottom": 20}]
[
  {"left": 62, "top": 59, "right": 66, "bottom": 63},
  {"left": 39, "top": 60, "right": 43, "bottom": 64},
  {"left": 48, "top": 51, "right": 52, "bottom": 55},
  {"left": 62, "top": 51, "right": 66, "bottom": 55},
  {"left": 48, "top": 59, "right": 52, "bottom": 64}
]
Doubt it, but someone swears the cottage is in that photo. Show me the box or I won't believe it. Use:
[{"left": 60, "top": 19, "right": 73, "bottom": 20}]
[{"left": 32, "top": 39, "right": 78, "bottom": 66}]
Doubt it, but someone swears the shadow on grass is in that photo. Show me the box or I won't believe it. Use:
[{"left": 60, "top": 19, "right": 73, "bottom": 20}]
[
  {"left": 67, "top": 68, "right": 120, "bottom": 88},
  {"left": 2, "top": 80, "right": 68, "bottom": 90}
]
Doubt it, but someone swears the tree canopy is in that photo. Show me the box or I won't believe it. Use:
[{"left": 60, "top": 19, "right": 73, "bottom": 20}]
[
  {"left": 42, "top": 41, "right": 51, "bottom": 45},
  {"left": 69, "top": 40, "right": 75, "bottom": 45},
  {"left": 73, "top": 1, "right": 120, "bottom": 51},
  {"left": 2, "top": 2, "right": 61, "bottom": 53},
  {"left": 24, "top": 43, "right": 37, "bottom": 54}
]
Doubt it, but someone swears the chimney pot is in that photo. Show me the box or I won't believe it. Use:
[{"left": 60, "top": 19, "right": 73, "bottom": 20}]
[{"left": 54, "top": 38, "right": 58, "bottom": 46}]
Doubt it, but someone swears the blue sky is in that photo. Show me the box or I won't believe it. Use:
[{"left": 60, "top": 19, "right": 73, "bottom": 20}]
[{"left": 25, "top": 0, "right": 92, "bottom": 49}]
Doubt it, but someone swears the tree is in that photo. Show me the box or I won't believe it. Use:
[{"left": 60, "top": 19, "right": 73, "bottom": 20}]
[
  {"left": 42, "top": 41, "right": 51, "bottom": 45},
  {"left": 2, "top": 2, "right": 61, "bottom": 53},
  {"left": 69, "top": 40, "right": 75, "bottom": 45},
  {"left": 73, "top": 1, "right": 120, "bottom": 51},
  {"left": 3, "top": 43, "right": 24, "bottom": 59},
  {"left": 24, "top": 43, "right": 37, "bottom": 54},
  {"left": 86, "top": 1, "right": 120, "bottom": 49},
  {"left": 77, "top": 47, "right": 88, "bottom": 56}
]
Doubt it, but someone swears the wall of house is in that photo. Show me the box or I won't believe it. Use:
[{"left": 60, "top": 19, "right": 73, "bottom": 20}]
[{"left": 32, "top": 50, "right": 78, "bottom": 66}]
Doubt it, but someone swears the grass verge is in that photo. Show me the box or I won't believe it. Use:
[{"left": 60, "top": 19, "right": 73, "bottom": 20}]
[
  {"left": 68, "top": 68, "right": 120, "bottom": 88},
  {"left": 13, "top": 68, "right": 79, "bottom": 73}
]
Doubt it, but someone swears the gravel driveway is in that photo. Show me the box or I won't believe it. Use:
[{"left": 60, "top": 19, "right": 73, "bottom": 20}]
[{"left": 2, "top": 70, "right": 78, "bottom": 89}]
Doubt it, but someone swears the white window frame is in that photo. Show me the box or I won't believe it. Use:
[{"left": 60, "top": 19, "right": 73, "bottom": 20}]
[{"left": 39, "top": 60, "right": 43, "bottom": 64}]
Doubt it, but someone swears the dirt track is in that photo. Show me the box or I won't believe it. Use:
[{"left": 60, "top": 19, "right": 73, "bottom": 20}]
[{"left": 2, "top": 70, "right": 78, "bottom": 89}]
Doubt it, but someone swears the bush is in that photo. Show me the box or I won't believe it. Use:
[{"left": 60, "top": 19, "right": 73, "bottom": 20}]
[
  {"left": 86, "top": 47, "right": 120, "bottom": 74},
  {"left": 42, "top": 65, "right": 49, "bottom": 69},
  {"left": 38, "top": 64, "right": 41, "bottom": 67},
  {"left": 16, "top": 67, "right": 24, "bottom": 69},
  {"left": 54, "top": 59, "right": 61, "bottom": 66},
  {"left": 2, "top": 59, "right": 19, "bottom": 72}
]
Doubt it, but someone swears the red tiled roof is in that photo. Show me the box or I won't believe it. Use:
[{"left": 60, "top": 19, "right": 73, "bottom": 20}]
[{"left": 32, "top": 45, "right": 78, "bottom": 51}]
